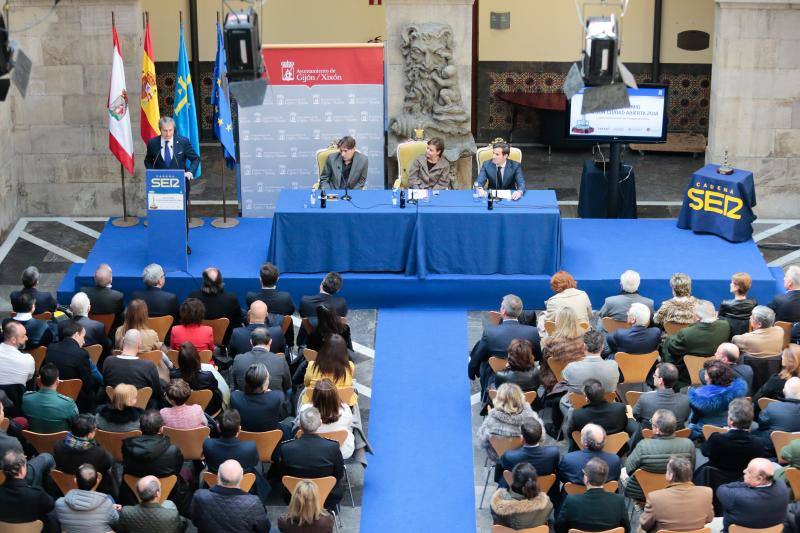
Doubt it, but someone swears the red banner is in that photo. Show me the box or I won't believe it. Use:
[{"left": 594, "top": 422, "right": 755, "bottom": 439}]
[{"left": 262, "top": 45, "right": 384, "bottom": 87}]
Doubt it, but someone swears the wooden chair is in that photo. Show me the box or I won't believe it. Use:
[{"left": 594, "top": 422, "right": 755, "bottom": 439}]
[
  {"left": 123, "top": 474, "right": 177, "bottom": 504},
  {"left": 33, "top": 311, "right": 53, "bottom": 321},
  {"left": 569, "top": 391, "right": 616, "bottom": 410},
  {"left": 571, "top": 431, "right": 628, "bottom": 454},
  {"left": 641, "top": 427, "right": 691, "bottom": 439},
  {"left": 0, "top": 417, "right": 8, "bottom": 432},
  {"left": 625, "top": 390, "right": 643, "bottom": 408},
  {"left": 137, "top": 350, "right": 163, "bottom": 366},
  {"left": 633, "top": 469, "right": 669, "bottom": 500},
  {"left": 51, "top": 469, "right": 102, "bottom": 495},
  {"left": 501, "top": 470, "right": 556, "bottom": 493},
  {"left": 203, "top": 471, "right": 256, "bottom": 492},
  {"left": 758, "top": 397, "right": 779, "bottom": 411},
  {"left": 479, "top": 435, "right": 524, "bottom": 507},
  {"left": 88, "top": 313, "right": 115, "bottom": 335},
  {"left": 663, "top": 321, "right": 689, "bottom": 335},
  {"left": 563, "top": 480, "right": 619, "bottom": 494},
  {"left": 21, "top": 430, "right": 67, "bottom": 454},
  {"left": 167, "top": 349, "right": 180, "bottom": 367},
  {"left": 94, "top": 429, "right": 141, "bottom": 462},
  {"left": 168, "top": 347, "right": 210, "bottom": 365},
  {"left": 203, "top": 318, "right": 230, "bottom": 346},
  {"left": 771, "top": 431, "right": 800, "bottom": 464},
  {"left": 602, "top": 317, "right": 629, "bottom": 334},
  {"left": 304, "top": 348, "right": 318, "bottom": 362},
  {"left": 84, "top": 344, "right": 102, "bottom": 366},
  {"left": 548, "top": 358, "right": 572, "bottom": 383},
  {"left": 26, "top": 346, "right": 47, "bottom": 375},
  {"left": 545, "top": 320, "right": 590, "bottom": 336},
  {"left": 784, "top": 467, "right": 800, "bottom": 500},
  {"left": 616, "top": 351, "right": 659, "bottom": 388},
  {"left": 282, "top": 475, "right": 337, "bottom": 506},
  {"left": 106, "top": 386, "right": 152, "bottom": 410},
  {"left": 56, "top": 378, "right": 83, "bottom": 401},
  {"left": 239, "top": 429, "right": 283, "bottom": 463},
  {"left": 301, "top": 318, "right": 314, "bottom": 335},
  {"left": 729, "top": 526, "right": 784, "bottom": 533},
  {"left": 0, "top": 520, "right": 44, "bottom": 532},
  {"left": 336, "top": 386, "right": 354, "bottom": 405},
  {"left": 488, "top": 389, "right": 536, "bottom": 404},
  {"left": 281, "top": 315, "right": 293, "bottom": 334},
  {"left": 162, "top": 426, "right": 210, "bottom": 460},
  {"left": 146, "top": 315, "right": 173, "bottom": 342},
  {"left": 657, "top": 529, "right": 710, "bottom": 533},
  {"left": 186, "top": 389, "right": 213, "bottom": 411},
  {"left": 492, "top": 525, "right": 548, "bottom": 533},
  {"left": 568, "top": 527, "right": 625, "bottom": 533},
  {"left": 487, "top": 311, "right": 503, "bottom": 326},
  {"left": 684, "top": 355, "right": 709, "bottom": 386},
  {"left": 702, "top": 424, "right": 728, "bottom": 441},
  {"left": 488, "top": 356, "right": 507, "bottom": 373},
  {"left": 776, "top": 321, "right": 793, "bottom": 348}
]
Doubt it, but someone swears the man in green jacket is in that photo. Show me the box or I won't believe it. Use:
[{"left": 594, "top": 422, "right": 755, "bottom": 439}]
[{"left": 21, "top": 363, "right": 78, "bottom": 433}]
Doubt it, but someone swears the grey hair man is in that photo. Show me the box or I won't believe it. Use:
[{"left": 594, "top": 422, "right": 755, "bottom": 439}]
[
  {"left": 605, "top": 301, "right": 661, "bottom": 358},
  {"left": 79, "top": 263, "right": 125, "bottom": 329},
  {"left": 557, "top": 423, "right": 622, "bottom": 485},
  {"left": 10, "top": 265, "right": 58, "bottom": 314},
  {"left": 766, "top": 265, "right": 800, "bottom": 323},
  {"left": 758, "top": 376, "right": 800, "bottom": 433},
  {"left": 639, "top": 456, "right": 714, "bottom": 533},
  {"left": 599, "top": 270, "right": 655, "bottom": 322},
  {"left": 0, "top": 449, "right": 56, "bottom": 527},
  {"left": 662, "top": 301, "right": 731, "bottom": 386},
  {"left": 699, "top": 398, "right": 764, "bottom": 473},
  {"left": 131, "top": 263, "right": 179, "bottom": 319},
  {"left": 117, "top": 474, "right": 184, "bottom": 533},
  {"left": 231, "top": 326, "right": 290, "bottom": 393},
  {"left": 732, "top": 305, "right": 785, "bottom": 357}
]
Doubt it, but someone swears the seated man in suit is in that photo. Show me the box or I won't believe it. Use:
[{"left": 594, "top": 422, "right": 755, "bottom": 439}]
[
  {"left": 700, "top": 398, "right": 766, "bottom": 476},
  {"left": 53, "top": 413, "right": 116, "bottom": 497},
  {"left": 476, "top": 141, "right": 525, "bottom": 200},
  {"left": 10, "top": 265, "right": 57, "bottom": 314},
  {"left": 229, "top": 301, "right": 285, "bottom": 359},
  {"left": 568, "top": 379, "right": 630, "bottom": 450},
  {"left": 299, "top": 272, "right": 348, "bottom": 347},
  {"left": 407, "top": 137, "right": 455, "bottom": 190},
  {"left": 599, "top": 270, "right": 655, "bottom": 322},
  {"left": 468, "top": 294, "right": 541, "bottom": 394},
  {"left": 318, "top": 136, "right": 368, "bottom": 191},
  {"left": 698, "top": 343, "right": 754, "bottom": 395},
  {"left": 102, "top": 330, "right": 163, "bottom": 409},
  {"left": 606, "top": 302, "right": 661, "bottom": 358},
  {"left": 80, "top": 263, "right": 124, "bottom": 332},
  {"left": 117, "top": 475, "right": 185, "bottom": 533},
  {"left": 0, "top": 449, "right": 57, "bottom": 531},
  {"left": 246, "top": 262, "right": 296, "bottom": 349},
  {"left": 7, "top": 292, "right": 53, "bottom": 349},
  {"left": 203, "top": 409, "right": 259, "bottom": 475},
  {"left": 22, "top": 363, "right": 78, "bottom": 433},
  {"left": 639, "top": 456, "right": 714, "bottom": 533},
  {"left": 231, "top": 329, "right": 291, "bottom": 394},
  {"left": 188, "top": 267, "right": 243, "bottom": 345},
  {"left": 556, "top": 457, "right": 630, "bottom": 533},
  {"left": 44, "top": 321, "right": 98, "bottom": 413},
  {"left": 768, "top": 265, "right": 800, "bottom": 323},
  {"left": 758, "top": 376, "right": 800, "bottom": 434},
  {"left": 276, "top": 407, "right": 344, "bottom": 510},
  {"left": 60, "top": 292, "right": 111, "bottom": 354},
  {"left": 499, "top": 420, "right": 560, "bottom": 490},
  {"left": 733, "top": 305, "right": 785, "bottom": 357},
  {"left": 557, "top": 424, "right": 622, "bottom": 485},
  {"left": 633, "top": 363, "right": 691, "bottom": 430},
  {"left": 717, "top": 458, "right": 789, "bottom": 531},
  {"left": 131, "top": 263, "right": 179, "bottom": 320}
]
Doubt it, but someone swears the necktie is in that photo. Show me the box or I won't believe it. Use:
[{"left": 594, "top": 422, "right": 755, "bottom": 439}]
[
  {"left": 496, "top": 165, "right": 503, "bottom": 189},
  {"left": 164, "top": 142, "right": 172, "bottom": 168}
]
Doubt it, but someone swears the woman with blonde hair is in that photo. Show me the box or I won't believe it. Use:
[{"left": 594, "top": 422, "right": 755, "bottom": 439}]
[
  {"left": 476, "top": 383, "right": 543, "bottom": 463},
  {"left": 719, "top": 272, "right": 757, "bottom": 336},
  {"left": 653, "top": 272, "right": 698, "bottom": 326},
  {"left": 539, "top": 307, "right": 586, "bottom": 392},
  {"left": 95, "top": 383, "right": 143, "bottom": 432},
  {"left": 114, "top": 299, "right": 160, "bottom": 351},
  {"left": 541, "top": 270, "right": 593, "bottom": 333},
  {"left": 278, "top": 479, "right": 335, "bottom": 532},
  {"left": 753, "top": 344, "right": 800, "bottom": 414}
]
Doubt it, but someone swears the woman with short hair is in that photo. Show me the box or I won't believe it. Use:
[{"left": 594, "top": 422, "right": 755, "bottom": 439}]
[
  {"left": 159, "top": 378, "right": 207, "bottom": 429},
  {"left": 492, "top": 338, "right": 540, "bottom": 393},
  {"left": 476, "top": 383, "right": 544, "bottom": 463},
  {"left": 407, "top": 137, "right": 455, "bottom": 190},
  {"left": 653, "top": 273, "right": 699, "bottom": 326},
  {"left": 719, "top": 272, "right": 757, "bottom": 336},
  {"left": 277, "top": 479, "right": 335, "bottom": 533},
  {"left": 95, "top": 383, "right": 143, "bottom": 432},
  {"left": 169, "top": 298, "right": 214, "bottom": 351},
  {"left": 490, "top": 463, "right": 553, "bottom": 529},
  {"left": 541, "top": 270, "right": 593, "bottom": 332},
  {"left": 688, "top": 360, "right": 748, "bottom": 439}
]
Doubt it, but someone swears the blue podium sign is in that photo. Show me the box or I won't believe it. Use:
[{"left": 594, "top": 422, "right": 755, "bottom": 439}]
[{"left": 146, "top": 169, "right": 188, "bottom": 272}]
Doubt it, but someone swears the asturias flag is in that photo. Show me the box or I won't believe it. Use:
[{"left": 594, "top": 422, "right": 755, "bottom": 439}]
[
  {"left": 212, "top": 21, "right": 236, "bottom": 168},
  {"left": 140, "top": 19, "right": 160, "bottom": 144},
  {"left": 174, "top": 23, "right": 201, "bottom": 177},
  {"left": 108, "top": 23, "right": 134, "bottom": 174}
]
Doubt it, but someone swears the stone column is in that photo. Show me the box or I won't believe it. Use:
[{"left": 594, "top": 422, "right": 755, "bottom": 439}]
[
  {"left": 385, "top": 0, "right": 476, "bottom": 189},
  {"left": 707, "top": 0, "right": 800, "bottom": 217}
]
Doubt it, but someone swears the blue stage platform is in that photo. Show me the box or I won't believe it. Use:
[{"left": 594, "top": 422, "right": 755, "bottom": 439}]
[{"left": 60, "top": 217, "right": 779, "bottom": 310}]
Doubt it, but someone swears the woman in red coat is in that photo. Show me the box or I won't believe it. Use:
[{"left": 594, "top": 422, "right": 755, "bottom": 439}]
[{"left": 170, "top": 298, "right": 214, "bottom": 351}]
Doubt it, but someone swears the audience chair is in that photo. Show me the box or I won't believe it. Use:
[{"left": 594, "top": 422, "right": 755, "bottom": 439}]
[
  {"left": 202, "top": 318, "right": 230, "bottom": 346},
  {"left": 487, "top": 311, "right": 503, "bottom": 326},
  {"left": 702, "top": 424, "right": 728, "bottom": 441},
  {"left": 663, "top": 321, "right": 689, "bottom": 335},
  {"left": 88, "top": 313, "right": 115, "bottom": 336},
  {"left": 776, "top": 321, "right": 793, "bottom": 348},
  {"left": 568, "top": 528, "right": 624, "bottom": 533},
  {"left": 501, "top": 470, "right": 556, "bottom": 493},
  {"left": 548, "top": 358, "right": 572, "bottom": 383},
  {"left": 0, "top": 520, "right": 43, "bottom": 532},
  {"left": 488, "top": 389, "right": 537, "bottom": 405},
  {"left": 772, "top": 431, "right": 800, "bottom": 464},
  {"left": 633, "top": 469, "right": 669, "bottom": 500},
  {"left": 239, "top": 429, "right": 283, "bottom": 464},
  {"left": 50, "top": 469, "right": 102, "bottom": 495},
  {"left": 314, "top": 143, "right": 340, "bottom": 188},
  {"left": 0, "top": 417, "right": 7, "bottom": 432},
  {"left": 758, "top": 397, "right": 779, "bottom": 411},
  {"left": 123, "top": 474, "right": 177, "bottom": 504},
  {"left": 33, "top": 311, "right": 53, "bottom": 321},
  {"left": 563, "top": 480, "right": 619, "bottom": 495},
  {"left": 21, "top": 430, "right": 68, "bottom": 455},
  {"left": 281, "top": 315, "right": 293, "bottom": 334},
  {"left": 162, "top": 426, "right": 210, "bottom": 460},
  {"left": 729, "top": 526, "right": 784, "bottom": 533},
  {"left": 55, "top": 378, "right": 82, "bottom": 401},
  {"left": 304, "top": 348, "right": 318, "bottom": 362},
  {"left": 602, "top": 317, "right": 629, "bottom": 334},
  {"left": 146, "top": 315, "right": 173, "bottom": 342},
  {"left": 318, "top": 429, "right": 355, "bottom": 507},
  {"left": 282, "top": 475, "right": 337, "bottom": 508},
  {"left": 625, "top": 390, "right": 643, "bottom": 408},
  {"left": 544, "top": 320, "right": 590, "bottom": 335},
  {"left": 137, "top": 350, "right": 163, "bottom": 366},
  {"left": 202, "top": 471, "right": 256, "bottom": 492},
  {"left": 641, "top": 427, "right": 691, "bottom": 439},
  {"left": 94, "top": 429, "right": 141, "bottom": 462},
  {"left": 167, "top": 349, "right": 179, "bottom": 367},
  {"left": 476, "top": 139, "right": 523, "bottom": 167},
  {"left": 488, "top": 356, "right": 507, "bottom": 374},
  {"left": 743, "top": 353, "right": 783, "bottom": 394},
  {"left": 84, "top": 344, "right": 102, "bottom": 366},
  {"left": 186, "top": 389, "right": 214, "bottom": 412},
  {"left": 616, "top": 351, "right": 659, "bottom": 390},
  {"left": 336, "top": 386, "right": 354, "bottom": 405},
  {"left": 394, "top": 139, "right": 428, "bottom": 189},
  {"left": 106, "top": 386, "right": 152, "bottom": 410},
  {"left": 684, "top": 355, "right": 709, "bottom": 386},
  {"left": 784, "top": 467, "right": 800, "bottom": 500},
  {"left": 26, "top": 346, "right": 47, "bottom": 375},
  {"left": 301, "top": 318, "right": 315, "bottom": 335},
  {"left": 571, "top": 431, "right": 628, "bottom": 454},
  {"left": 492, "top": 525, "right": 548, "bottom": 533},
  {"left": 569, "top": 391, "right": 616, "bottom": 410},
  {"left": 199, "top": 349, "right": 212, "bottom": 364},
  {"left": 657, "top": 529, "right": 710, "bottom": 533},
  {"left": 479, "top": 435, "right": 524, "bottom": 508}
]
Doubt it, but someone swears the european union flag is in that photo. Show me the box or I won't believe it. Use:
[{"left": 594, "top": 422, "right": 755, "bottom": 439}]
[
  {"left": 212, "top": 21, "right": 236, "bottom": 168},
  {"left": 174, "top": 23, "right": 201, "bottom": 177}
]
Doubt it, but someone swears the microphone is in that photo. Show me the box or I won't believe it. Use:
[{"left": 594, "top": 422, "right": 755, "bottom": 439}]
[{"left": 342, "top": 175, "right": 351, "bottom": 202}]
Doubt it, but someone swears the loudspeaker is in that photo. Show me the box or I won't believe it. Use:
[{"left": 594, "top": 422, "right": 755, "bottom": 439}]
[
  {"left": 229, "top": 79, "right": 268, "bottom": 108},
  {"left": 224, "top": 10, "right": 262, "bottom": 82}
]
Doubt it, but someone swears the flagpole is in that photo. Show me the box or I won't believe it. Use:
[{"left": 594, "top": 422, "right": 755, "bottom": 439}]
[
  {"left": 212, "top": 10, "right": 238, "bottom": 229},
  {"left": 111, "top": 10, "right": 138, "bottom": 228}
]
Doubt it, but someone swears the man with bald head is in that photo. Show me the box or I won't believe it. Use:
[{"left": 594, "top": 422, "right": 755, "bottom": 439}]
[
  {"left": 698, "top": 342, "right": 753, "bottom": 393},
  {"left": 117, "top": 475, "right": 184, "bottom": 532},
  {"left": 0, "top": 321, "right": 35, "bottom": 387},
  {"left": 557, "top": 423, "right": 622, "bottom": 485},
  {"left": 190, "top": 459, "right": 270, "bottom": 533},
  {"left": 717, "top": 457, "right": 789, "bottom": 531},
  {"left": 228, "top": 300, "right": 285, "bottom": 359},
  {"left": 188, "top": 267, "right": 243, "bottom": 345},
  {"left": 81, "top": 263, "right": 124, "bottom": 330}
]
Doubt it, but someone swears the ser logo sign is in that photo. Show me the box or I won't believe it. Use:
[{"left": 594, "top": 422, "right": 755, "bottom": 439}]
[
  {"left": 686, "top": 181, "right": 743, "bottom": 220},
  {"left": 150, "top": 177, "right": 181, "bottom": 188}
]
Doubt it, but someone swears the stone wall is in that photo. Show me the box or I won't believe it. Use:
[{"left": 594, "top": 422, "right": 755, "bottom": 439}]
[
  {"left": 707, "top": 0, "right": 800, "bottom": 217},
  {"left": 0, "top": 89, "right": 19, "bottom": 238}
]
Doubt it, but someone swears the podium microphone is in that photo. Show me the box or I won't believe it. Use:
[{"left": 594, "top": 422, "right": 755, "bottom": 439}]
[{"left": 342, "top": 179, "right": 351, "bottom": 202}]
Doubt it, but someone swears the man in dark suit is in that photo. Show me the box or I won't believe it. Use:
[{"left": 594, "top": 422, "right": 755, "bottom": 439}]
[
  {"left": 318, "top": 136, "right": 368, "bottom": 190},
  {"left": 632, "top": 363, "right": 691, "bottom": 431},
  {"left": 556, "top": 457, "right": 630, "bottom": 533},
  {"left": 131, "top": 263, "right": 179, "bottom": 320},
  {"left": 568, "top": 379, "right": 630, "bottom": 450},
  {"left": 767, "top": 265, "right": 800, "bottom": 323},
  {"left": 276, "top": 407, "right": 344, "bottom": 510},
  {"left": 499, "top": 421, "right": 559, "bottom": 489},
  {"left": 700, "top": 398, "right": 766, "bottom": 475},
  {"left": 231, "top": 329, "right": 291, "bottom": 394},
  {"left": 10, "top": 266, "right": 57, "bottom": 314},
  {"left": 44, "top": 321, "right": 98, "bottom": 413},
  {"left": 476, "top": 141, "right": 525, "bottom": 200},
  {"left": 717, "top": 458, "right": 789, "bottom": 531},
  {"left": 246, "top": 263, "right": 296, "bottom": 349},
  {"left": 299, "top": 272, "right": 348, "bottom": 318},
  {"left": 188, "top": 267, "right": 244, "bottom": 345},
  {"left": 202, "top": 410, "right": 259, "bottom": 475},
  {"left": 0, "top": 449, "right": 57, "bottom": 531},
  {"left": 558, "top": 424, "right": 622, "bottom": 485},
  {"left": 229, "top": 301, "right": 285, "bottom": 359},
  {"left": 758, "top": 376, "right": 800, "bottom": 434},
  {"left": 60, "top": 292, "right": 110, "bottom": 353},
  {"left": 80, "top": 263, "right": 124, "bottom": 332},
  {"left": 6, "top": 292, "right": 53, "bottom": 349},
  {"left": 468, "top": 294, "right": 542, "bottom": 393},
  {"left": 606, "top": 302, "right": 661, "bottom": 357}
]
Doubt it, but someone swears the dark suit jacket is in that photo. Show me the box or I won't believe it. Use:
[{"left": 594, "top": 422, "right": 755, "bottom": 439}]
[
  {"left": 43, "top": 337, "right": 96, "bottom": 412},
  {"left": 188, "top": 290, "right": 243, "bottom": 345},
  {"left": 556, "top": 488, "right": 630, "bottom": 533},
  {"left": 477, "top": 159, "right": 525, "bottom": 191},
  {"left": 500, "top": 445, "right": 560, "bottom": 488},
  {"left": 758, "top": 399, "right": 800, "bottom": 433},
  {"left": 53, "top": 439, "right": 116, "bottom": 496},
  {"left": 277, "top": 434, "right": 344, "bottom": 508},
  {"left": 230, "top": 390, "right": 288, "bottom": 435},
  {"left": 228, "top": 323, "right": 286, "bottom": 359},
  {"left": 767, "top": 290, "right": 800, "bottom": 324},
  {"left": 202, "top": 437, "right": 259, "bottom": 474},
  {"left": 60, "top": 316, "right": 110, "bottom": 352},
  {"left": 299, "top": 293, "right": 348, "bottom": 318},
  {"left": 0, "top": 478, "right": 55, "bottom": 525},
  {"left": 319, "top": 151, "right": 368, "bottom": 190},
  {"left": 80, "top": 285, "right": 125, "bottom": 330},
  {"left": 190, "top": 485, "right": 270, "bottom": 533},
  {"left": 701, "top": 429, "right": 766, "bottom": 473},
  {"left": 245, "top": 288, "right": 296, "bottom": 316},
  {"left": 10, "top": 287, "right": 57, "bottom": 314},
  {"left": 131, "top": 286, "right": 180, "bottom": 320},
  {"left": 231, "top": 347, "right": 291, "bottom": 393},
  {"left": 468, "top": 320, "right": 542, "bottom": 381},
  {"left": 11, "top": 317, "right": 53, "bottom": 349},
  {"left": 570, "top": 401, "right": 629, "bottom": 439},
  {"left": 557, "top": 449, "right": 622, "bottom": 484},
  {"left": 144, "top": 134, "right": 200, "bottom": 176},
  {"left": 607, "top": 325, "right": 661, "bottom": 355},
  {"left": 717, "top": 480, "right": 790, "bottom": 531}
]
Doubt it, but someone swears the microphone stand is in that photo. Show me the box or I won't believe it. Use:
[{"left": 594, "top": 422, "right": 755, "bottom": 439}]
[{"left": 342, "top": 179, "right": 351, "bottom": 202}]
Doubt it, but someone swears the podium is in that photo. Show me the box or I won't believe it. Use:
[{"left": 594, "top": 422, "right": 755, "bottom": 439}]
[{"left": 145, "top": 169, "right": 188, "bottom": 272}]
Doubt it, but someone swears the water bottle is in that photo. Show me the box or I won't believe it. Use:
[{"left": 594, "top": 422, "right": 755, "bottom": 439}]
[
  {"left": 399, "top": 190, "right": 406, "bottom": 209},
  {"left": 320, "top": 189, "right": 327, "bottom": 209},
  {"left": 488, "top": 195, "right": 494, "bottom": 211},
  {"left": 310, "top": 188, "right": 317, "bottom": 207},
  {"left": 473, "top": 182, "right": 481, "bottom": 203},
  {"left": 392, "top": 188, "right": 398, "bottom": 207}
]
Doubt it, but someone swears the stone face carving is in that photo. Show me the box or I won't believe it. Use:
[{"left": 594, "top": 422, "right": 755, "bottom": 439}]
[{"left": 389, "top": 22, "right": 475, "bottom": 162}]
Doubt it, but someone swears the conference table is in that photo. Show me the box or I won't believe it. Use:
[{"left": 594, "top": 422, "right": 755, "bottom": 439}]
[{"left": 267, "top": 189, "right": 562, "bottom": 278}]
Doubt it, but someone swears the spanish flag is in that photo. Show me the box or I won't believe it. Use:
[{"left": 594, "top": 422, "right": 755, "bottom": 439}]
[{"left": 140, "top": 18, "right": 160, "bottom": 144}]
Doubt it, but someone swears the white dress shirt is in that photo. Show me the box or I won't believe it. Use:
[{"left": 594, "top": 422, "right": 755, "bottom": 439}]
[{"left": 0, "top": 343, "right": 35, "bottom": 386}]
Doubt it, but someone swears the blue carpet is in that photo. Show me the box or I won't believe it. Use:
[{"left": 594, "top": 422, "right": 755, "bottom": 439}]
[{"left": 360, "top": 309, "right": 475, "bottom": 533}]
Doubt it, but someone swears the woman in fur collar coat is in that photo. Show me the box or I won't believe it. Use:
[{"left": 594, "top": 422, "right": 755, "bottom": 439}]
[
  {"left": 477, "top": 383, "right": 544, "bottom": 463},
  {"left": 688, "top": 360, "right": 748, "bottom": 439},
  {"left": 491, "top": 463, "right": 553, "bottom": 529}
]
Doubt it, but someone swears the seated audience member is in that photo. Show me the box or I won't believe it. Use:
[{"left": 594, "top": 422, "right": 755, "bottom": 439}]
[
  {"left": 202, "top": 409, "right": 258, "bottom": 475},
  {"left": 758, "top": 375, "right": 800, "bottom": 433},
  {"left": 753, "top": 344, "right": 800, "bottom": 411},
  {"left": 228, "top": 300, "right": 285, "bottom": 359},
  {"left": 303, "top": 334, "right": 357, "bottom": 407},
  {"left": 232, "top": 328, "right": 291, "bottom": 394},
  {"left": 717, "top": 458, "right": 790, "bottom": 531},
  {"left": 169, "top": 298, "right": 214, "bottom": 352},
  {"left": 96, "top": 384, "right": 144, "bottom": 433},
  {"left": 54, "top": 463, "right": 118, "bottom": 532},
  {"left": 557, "top": 424, "right": 622, "bottom": 485},
  {"left": 121, "top": 410, "right": 183, "bottom": 483},
  {"left": 719, "top": 272, "right": 758, "bottom": 336},
  {"left": 246, "top": 263, "right": 296, "bottom": 351},
  {"left": 80, "top": 263, "right": 125, "bottom": 332},
  {"left": 563, "top": 330, "right": 618, "bottom": 394},
  {"left": 767, "top": 265, "right": 800, "bottom": 323},
  {"left": 541, "top": 271, "right": 593, "bottom": 333},
  {"left": 776, "top": 437, "right": 800, "bottom": 481},
  {"left": 599, "top": 270, "right": 655, "bottom": 322},
  {"left": 699, "top": 398, "right": 766, "bottom": 475},
  {"left": 160, "top": 379, "right": 206, "bottom": 429},
  {"left": 0, "top": 449, "right": 56, "bottom": 529},
  {"left": 653, "top": 272, "right": 698, "bottom": 326},
  {"left": 9, "top": 292, "right": 53, "bottom": 348},
  {"left": 300, "top": 272, "right": 348, "bottom": 319},
  {"left": 114, "top": 299, "right": 161, "bottom": 351},
  {"left": 103, "top": 329, "right": 163, "bottom": 407},
  {"left": 278, "top": 478, "right": 335, "bottom": 533},
  {"left": 490, "top": 462, "right": 553, "bottom": 529},
  {"left": 639, "top": 456, "right": 714, "bottom": 533},
  {"left": 491, "top": 338, "right": 540, "bottom": 394},
  {"left": 277, "top": 407, "right": 345, "bottom": 510},
  {"left": 22, "top": 363, "right": 78, "bottom": 433},
  {"left": 732, "top": 305, "right": 785, "bottom": 357},
  {"left": 230, "top": 363, "right": 290, "bottom": 436},
  {"left": 699, "top": 343, "right": 753, "bottom": 395},
  {"left": 499, "top": 421, "right": 560, "bottom": 489},
  {"left": 0, "top": 321, "right": 35, "bottom": 387},
  {"left": 299, "top": 379, "right": 355, "bottom": 459},
  {"left": 623, "top": 409, "right": 695, "bottom": 502},
  {"left": 633, "top": 363, "right": 691, "bottom": 430},
  {"left": 44, "top": 320, "right": 98, "bottom": 413},
  {"left": 540, "top": 307, "right": 586, "bottom": 393},
  {"left": 477, "top": 383, "right": 544, "bottom": 463},
  {"left": 60, "top": 292, "right": 110, "bottom": 351},
  {"left": 169, "top": 342, "right": 222, "bottom": 415},
  {"left": 688, "top": 360, "right": 748, "bottom": 439},
  {"left": 10, "top": 266, "right": 57, "bottom": 314},
  {"left": 190, "top": 459, "right": 271, "bottom": 533},
  {"left": 53, "top": 414, "right": 116, "bottom": 496},
  {"left": 131, "top": 263, "right": 179, "bottom": 320},
  {"left": 605, "top": 302, "right": 660, "bottom": 357},
  {"left": 307, "top": 304, "right": 352, "bottom": 352},
  {"left": 188, "top": 267, "right": 243, "bottom": 345},
  {"left": 117, "top": 475, "right": 185, "bottom": 533},
  {"left": 556, "top": 458, "right": 630, "bottom": 533},
  {"left": 0, "top": 404, "right": 55, "bottom": 487},
  {"left": 468, "top": 294, "right": 541, "bottom": 393},
  {"left": 408, "top": 137, "right": 455, "bottom": 190},
  {"left": 568, "top": 379, "right": 629, "bottom": 445},
  {"left": 662, "top": 300, "right": 732, "bottom": 387},
  {"left": 318, "top": 135, "right": 368, "bottom": 190}
]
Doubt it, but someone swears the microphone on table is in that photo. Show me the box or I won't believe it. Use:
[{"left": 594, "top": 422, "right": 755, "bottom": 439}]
[{"left": 342, "top": 178, "right": 352, "bottom": 202}]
